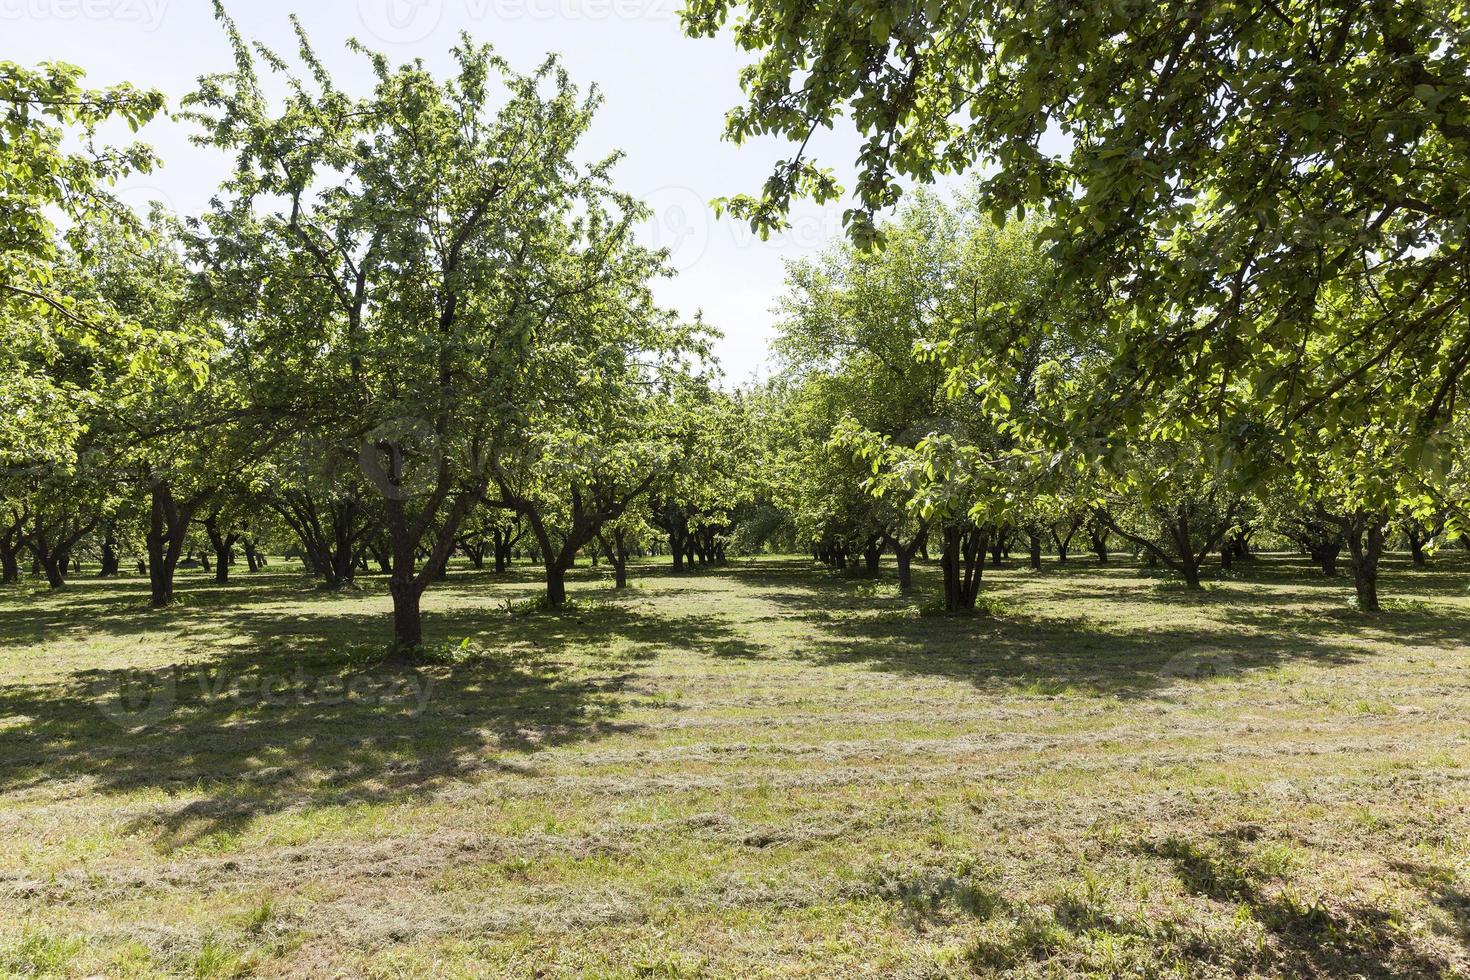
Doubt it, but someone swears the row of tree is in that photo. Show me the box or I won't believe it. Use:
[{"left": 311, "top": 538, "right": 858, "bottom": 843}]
[
  {"left": 2, "top": 19, "right": 754, "bottom": 653},
  {"left": 6, "top": 3, "right": 1469, "bottom": 651},
  {"left": 747, "top": 192, "right": 1469, "bottom": 613}
]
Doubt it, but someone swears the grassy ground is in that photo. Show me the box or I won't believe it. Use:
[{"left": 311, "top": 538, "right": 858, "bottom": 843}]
[{"left": 0, "top": 552, "right": 1468, "bottom": 978}]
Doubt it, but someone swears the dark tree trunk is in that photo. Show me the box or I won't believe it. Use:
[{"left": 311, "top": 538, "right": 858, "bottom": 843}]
[
  {"left": 863, "top": 538, "right": 881, "bottom": 575},
  {"left": 390, "top": 580, "right": 423, "bottom": 650},
  {"left": 1346, "top": 520, "right": 1385, "bottom": 612},
  {"left": 1089, "top": 526, "right": 1110, "bottom": 563},
  {"left": 1311, "top": 542, "right": 1340, "bottom": 576},
  {"left": 148, "top": 482, "right": 199, "bottom": 608},
  {"left": 1051, "top": 520, "right": 1079, "bottom": 563},
  {"left": 244, "top": 539, "right": 260, "bottom": 572},
  {"left": 989, "top": 527, "right": 1008, "bottom": 566},
  {"left": 99, "top": 529, "right": 120, "bottom": 577},
  {"left": 1406, "top": 526, "right": 1429, "bottom": 568},
  {"left": 41, "top": 554, "right": 67, "bottom": 588},
  {"left": 600, "top": 528, "right": 630, "bottom": 589},
  {"left": 1179, "top": 559, "right": 1202, "bottom": 588},
  {"left": 895, "top": 547, "right": 912, "bottom": 591},
  {"left": 939, "top": 523, "right": 989, "bottom": 611},
  {"left": 1, "top": 547, "right": 17, "bottom": 585},
  {"left": 1028, "top": 530, "right": 1042, "bottom": 571},
  {"left": 545, "top": 561, "right": 568, "bottom": 606},
  {"left": 203, "top": 515, "right": 238, "bottom": 585}
]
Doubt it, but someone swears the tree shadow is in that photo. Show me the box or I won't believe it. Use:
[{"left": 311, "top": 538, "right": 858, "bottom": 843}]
[
  {"left": 727, "top": 555, "right": 1464, "bottom": 698},
  {"left": 1142, "top": 830, "right": 1466, "bottom": 977},
  {"left": 0, "top": 585, "right": 757, "bottom": 851}
]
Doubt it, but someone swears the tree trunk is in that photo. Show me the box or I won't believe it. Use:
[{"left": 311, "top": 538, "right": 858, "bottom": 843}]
[
  {"left": 895, "top": 547, "right": 913, "bottom": 592},
  {"left": 0, "top": 547, "right": 17, "bottom": 585},
  {"left": 149, "top": 483, "right": 201, "bottom": 608},
  {"left": 390, "top": 580, "right": 423, "bottom": 650},
  {"left": 244, "top": 539, "right": 260, "bottom": 572},
  {"left": 1180, "top": 560, "right": 1201, "bottom": 589},
  {"left": 41, "top": 554, "right": 66, "bottom": 588},
  {"left": 1347, "top": 520, "right": 1385, "bottom": 612},
  {"left": 863, "top": 539, "right": 881, "bottom": 575},
  {"left": 204, "top": 517, "right": 237, "bottom": 585},
  {"left": 939, "top": 523, "right": 988, "bottom": 611},
  {"left": 545, "top": 562, "right": 568, "bottom": 606},
  {"left": 1028, "top": 530, "right": 1042, "bottom": 571},
  {"left": 601, "top": 529, "right": 630, "bottom": 589},
  {"left": 99, "top": 531, "right": 120, "bottom": 577},
  {"left": 1407, "top": 531, "right": 1428, "bottom": 568}
]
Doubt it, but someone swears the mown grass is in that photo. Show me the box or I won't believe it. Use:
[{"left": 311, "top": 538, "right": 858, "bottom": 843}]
[{"left": 0, "top": 552, "right": 1467, "bottom": 977}]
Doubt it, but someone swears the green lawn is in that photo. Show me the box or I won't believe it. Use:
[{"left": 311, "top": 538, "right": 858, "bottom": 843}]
[{"left": 1, "top": 554, "right": 1468, "bottom": 978}]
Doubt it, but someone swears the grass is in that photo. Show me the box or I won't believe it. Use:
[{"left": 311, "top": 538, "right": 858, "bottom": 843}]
[{"left": 0, "top": 552, "right": 1467, "bottom": 977}]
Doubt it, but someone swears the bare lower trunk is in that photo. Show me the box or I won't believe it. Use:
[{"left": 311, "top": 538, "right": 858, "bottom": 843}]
[
  {"left": 99, "top": 532, "right": 120, "bottom": 577},
  {"left": 1348, "top": 522, "right": 1384, "bottom": 612},
  {"left": 939, "top": 523, "right": 988, "bottom": 611},
  {"left": 545, "top": 562, "right": 568, "bottom": 606},
  {"left": 42, "top": 554, "right": 66, "bottom": 588},
  {"left": 390, "top": 581, "right": 423, "bottom": 650},
  {"left": 895, "top": 548, "right": 913, "bottom": 592},
  {"left": 863, "top": 540, "right": 881, "bottom": 575}
]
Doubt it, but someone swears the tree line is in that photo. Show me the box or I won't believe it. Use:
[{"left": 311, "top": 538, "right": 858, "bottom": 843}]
[{"left": 5, "top": 4, "right": 1469, "bottom": 655}]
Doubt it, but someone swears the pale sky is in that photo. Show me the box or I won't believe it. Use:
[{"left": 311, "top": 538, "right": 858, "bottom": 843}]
[{"left": 6, "top": 0, "right": 879, "bottom": 382}]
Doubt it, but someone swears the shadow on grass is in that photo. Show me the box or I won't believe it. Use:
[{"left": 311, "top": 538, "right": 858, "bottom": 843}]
[
  {"left": 723, "top": 554, "right": 1470, "bottom": 698},
  {"left": 1, "top": 552, "right": 1465, "bottom": 849},
  {"left": 1142, "top": 829, "right": 1465, "bottom": 977},
  {"left": 0, "top": 574, "right": 758, "bottom": 850}
]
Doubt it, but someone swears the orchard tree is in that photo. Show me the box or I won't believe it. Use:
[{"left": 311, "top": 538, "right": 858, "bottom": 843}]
[
  {"left": 1090, "top": 433, "right": 1245, "bottom": 590},
  {"left": 491, "top": 334, "right": 714, "bottom": 607},
  {"left": 773, "top": 194, "right": 954, "bottom": 585},
  {"left": 684, "top": 0, "right": 1470, "bottom": 461},
  {"left": 186, "top": 12, "right": 675, "bottom": 647},
  {"left": 648, "top": 384, "right": 751, "bottom": 570},
  {"left": 2, "top": 62, "right": 174, "bottom": 486}
]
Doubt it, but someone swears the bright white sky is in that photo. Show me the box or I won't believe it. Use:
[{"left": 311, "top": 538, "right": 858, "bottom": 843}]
[{"left": 6, "top": 0, "right": 882, "bottom": 382}]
